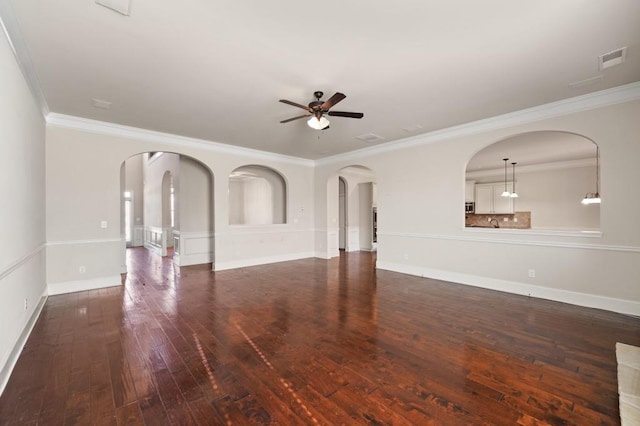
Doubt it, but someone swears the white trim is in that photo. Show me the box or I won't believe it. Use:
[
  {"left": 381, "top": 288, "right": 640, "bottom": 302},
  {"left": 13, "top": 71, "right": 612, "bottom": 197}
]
[
  {"left": 46, "top": 113, "right": 315, "bottom": 167},
  {"left": 219, "top": 227, "right": 314, "bottom": 236},
  {"left": 46, "top": 238, "right": 122, "bottom": 246},
  {"left": 0, "top": 1, "right": 49, "bottom": 118},
  {"left": 214, "top": 252, "right": 315, "bottom": 271},
  {"left": 0, "top": 292, "right": 47, "bottom": 396},
  {"left": 0, "top": 243, "right": 45, "bottom": 281},
  {"left": 47, "top": 275, "right": 122, "bottom": 295},
  {"left": 174, "top": 231, "right": 214, "bottom": 266},
  {"left": 380, "top": 231, "right": 640, "bottom": 253},
  {"left": 317, "top": 82, "right": 640, "bottom": 166},
  {"left": 377, "top": 261, "right": 640, "bottom": 317}
]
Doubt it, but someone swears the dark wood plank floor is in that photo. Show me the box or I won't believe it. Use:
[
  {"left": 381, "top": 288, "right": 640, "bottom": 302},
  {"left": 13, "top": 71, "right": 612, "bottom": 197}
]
[{"left": 1, "top": 249, "right": 639, "bottom": 425}]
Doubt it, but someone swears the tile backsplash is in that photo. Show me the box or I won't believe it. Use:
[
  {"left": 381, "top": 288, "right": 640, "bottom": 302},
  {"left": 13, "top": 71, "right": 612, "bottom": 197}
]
[{"left": 465, "top": 211, "right": 531, "bottom": 229}]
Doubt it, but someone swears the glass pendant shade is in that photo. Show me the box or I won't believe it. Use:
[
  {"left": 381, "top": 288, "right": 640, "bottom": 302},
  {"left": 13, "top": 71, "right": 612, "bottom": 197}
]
[
  {"left": 581, "top": 193, "right": 601, "bottom": 204},
  {"left": 307, "top": 115, "right": 330, "bottom": 130}
]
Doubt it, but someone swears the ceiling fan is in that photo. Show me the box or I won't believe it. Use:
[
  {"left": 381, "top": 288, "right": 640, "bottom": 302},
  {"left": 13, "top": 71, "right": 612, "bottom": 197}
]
[{"left": 279, "top": 91, "right": 364, "bottom": 130}]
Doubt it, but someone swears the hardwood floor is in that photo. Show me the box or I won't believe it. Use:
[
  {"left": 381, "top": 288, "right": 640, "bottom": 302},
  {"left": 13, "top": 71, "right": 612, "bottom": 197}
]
[{"left": 1, "top": 249, "right": 639, "bottom": 425}]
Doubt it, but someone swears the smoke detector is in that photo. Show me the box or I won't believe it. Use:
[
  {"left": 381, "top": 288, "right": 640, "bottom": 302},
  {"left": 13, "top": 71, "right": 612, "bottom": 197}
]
[{"left": 599, "top": 47, "right": 627, "bottom": 70}]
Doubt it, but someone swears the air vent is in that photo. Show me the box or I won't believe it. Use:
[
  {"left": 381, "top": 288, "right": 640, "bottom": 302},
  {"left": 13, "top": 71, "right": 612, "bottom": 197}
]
[
  {"left": 356, "top": 133, "right": 385, "bottom": 143},
  {"left": 599, "top": 47, "right": 627, "bottom": 70},
  {"left": 95, "top": 0, "right": 131, "bottom": 16}
]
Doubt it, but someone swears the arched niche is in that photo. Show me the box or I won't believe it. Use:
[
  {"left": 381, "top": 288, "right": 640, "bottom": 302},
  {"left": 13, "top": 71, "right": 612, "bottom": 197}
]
[
  {"left": 229, "top": 165, "right": 287, "bottom": 225},
  {"left": 465, "top": 131, "right": 600, "bottom": 231}
]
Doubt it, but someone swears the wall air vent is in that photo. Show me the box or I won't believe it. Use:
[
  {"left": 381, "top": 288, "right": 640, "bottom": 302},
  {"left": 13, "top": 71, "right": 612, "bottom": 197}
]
[
  {"left": 95, "top": 0, "right": 131, "bottom": 16},
  {"left": 356, "top": 133, "right": 385, "bottom": 143},
  {"left": 599, "top": 47, "right": 627, "bottom": 70}
]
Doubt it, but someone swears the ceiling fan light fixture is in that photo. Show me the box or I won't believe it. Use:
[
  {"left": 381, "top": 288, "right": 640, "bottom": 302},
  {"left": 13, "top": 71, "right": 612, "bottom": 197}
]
[{"left": 307, "top": 116, "right": 330, "bottom": 130}]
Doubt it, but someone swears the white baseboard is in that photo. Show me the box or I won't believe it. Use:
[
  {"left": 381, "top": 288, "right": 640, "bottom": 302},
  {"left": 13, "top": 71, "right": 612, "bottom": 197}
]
[
  {"left": 174, "top": 252, "right": 213, "bottom": 267},
  {"left": 215, "top": 252, "right": 315, "bottom": 271},
  {"left": 47, "top": 275, "right": 122, "bottom": 295},
  {"left": 0, "top": 292, "right": 47, "bottom": 396},
  {"left": 377, "top": 261, "right": 640, "bottom": 317}
]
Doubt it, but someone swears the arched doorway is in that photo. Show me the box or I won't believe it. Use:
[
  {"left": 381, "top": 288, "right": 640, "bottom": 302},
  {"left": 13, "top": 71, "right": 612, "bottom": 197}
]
[
  {"left": 120, "top": 152, "right": 215, "bottom": 271},
  {"left": 327, "top": 165, "right": 377, "bottom": 257}
]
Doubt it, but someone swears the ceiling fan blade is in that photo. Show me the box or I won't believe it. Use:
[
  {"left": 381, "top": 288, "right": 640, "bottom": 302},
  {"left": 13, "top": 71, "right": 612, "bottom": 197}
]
[
  {"left": 279, "top": 99, "right": 312, "bottom": 112},
  {"left": 321, "top": 92, "right": 346, "bottom": 111},
  {"left": 327, "top": 111, "right": 364, "bottom": 119},
  {"left": 280, "top": 114, "right": 311, "bottom": 123}
]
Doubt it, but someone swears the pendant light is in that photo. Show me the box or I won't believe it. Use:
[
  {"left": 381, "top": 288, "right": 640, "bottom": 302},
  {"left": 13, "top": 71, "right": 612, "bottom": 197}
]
[
  {"left": 510, "top": 162, "right": 519, "bottom": 198},
  {"left": 581, "top": 145, "right": 601, "bottom": 204},
  {"left": 501, "top": 158, "right": 510, "bottom": 197}
]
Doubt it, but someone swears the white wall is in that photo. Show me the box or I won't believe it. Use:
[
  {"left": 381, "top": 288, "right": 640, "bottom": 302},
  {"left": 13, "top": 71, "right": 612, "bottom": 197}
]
[
  {"left": 315, "top": 99, "right": 640, "bottom": 316},
  {"left": 0, "top": 27, "right": 47, "bottom": 393},
  {"left": 124, "top": 155, "right": 144, "bottom": 244},
  {"left": 44, "top": 124, "right": 316, "bottom": 279},
  {"left": 175, "top": 155, "right": 214, "bottom": 266}
]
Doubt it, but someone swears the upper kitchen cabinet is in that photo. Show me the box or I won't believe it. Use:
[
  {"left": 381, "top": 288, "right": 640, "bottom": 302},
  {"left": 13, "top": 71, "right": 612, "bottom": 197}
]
[
  {"left": 475, "top": 182, "right": 513, "bottom": 214},
  {"left": 465, "top": 181, "right": 476, "bottom": 202}
]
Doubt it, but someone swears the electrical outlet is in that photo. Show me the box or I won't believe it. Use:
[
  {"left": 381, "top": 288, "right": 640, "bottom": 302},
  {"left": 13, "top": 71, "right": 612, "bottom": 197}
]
[
  {"left": 503, "top": 217, "right": 508, "bottom": 221},
  {"left": 514, "top": 217, "right": 518, "bottom": 222},
  {"left": 79, "top": 266, "right": 86, "bottom": 273},
  {"left": 528, "top": 269, "right": 536, "bottom": 278},
  {"left": 100, "top": 220, "right": 108, "bottom": 228}
]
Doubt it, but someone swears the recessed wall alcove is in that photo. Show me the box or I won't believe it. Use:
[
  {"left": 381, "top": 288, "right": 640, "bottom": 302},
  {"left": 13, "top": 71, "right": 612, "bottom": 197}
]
[{"left": 229, "top": 165, "right": 287, "bottom": 225}]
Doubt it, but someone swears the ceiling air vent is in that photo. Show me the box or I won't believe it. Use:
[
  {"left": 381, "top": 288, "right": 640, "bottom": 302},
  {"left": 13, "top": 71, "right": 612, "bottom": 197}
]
[
  {"left": 599, "top": 47, "right": 627, "bottom": 70},
  {"left": 356, "top": 133, "right": 385, "bottom": 143}
]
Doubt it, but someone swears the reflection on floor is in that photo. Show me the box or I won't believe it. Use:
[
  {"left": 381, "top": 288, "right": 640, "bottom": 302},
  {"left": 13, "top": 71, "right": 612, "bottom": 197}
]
[{"left": 0, "top": 248, "right": 639, "bottom": 424}]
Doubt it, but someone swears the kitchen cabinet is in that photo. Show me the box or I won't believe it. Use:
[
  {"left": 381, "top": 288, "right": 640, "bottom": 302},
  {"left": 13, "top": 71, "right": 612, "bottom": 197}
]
[
  {"left": 474, "top": 182, "right": 513, "bottom": 214},
  {"left": 465, "top": 181, "right": 476, "bottom": 202}
]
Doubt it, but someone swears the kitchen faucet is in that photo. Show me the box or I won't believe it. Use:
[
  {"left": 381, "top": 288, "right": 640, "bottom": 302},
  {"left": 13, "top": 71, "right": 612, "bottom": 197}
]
[{"left": 490, "top": 218, "right": 499, "bottom": 228}]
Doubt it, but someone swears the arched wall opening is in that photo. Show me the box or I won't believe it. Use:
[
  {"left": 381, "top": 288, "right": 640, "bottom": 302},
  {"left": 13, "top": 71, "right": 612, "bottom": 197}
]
[
  {"left": 327, "top": 165, "right": 377, "bottom": 257},
  {"left": 228, "top": 165, "right": 287, "bottom": 225},
  {"left": 121, "top": 151, "right": 215, "bottom": 268},
  {"left": 465, "top": 131, "right": 600, "bottom": 231}
]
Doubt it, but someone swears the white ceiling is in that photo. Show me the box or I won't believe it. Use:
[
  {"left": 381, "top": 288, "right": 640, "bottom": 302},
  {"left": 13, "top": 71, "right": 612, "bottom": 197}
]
[{"left": 7, "top": 0, "right": 640, "bottom": 160}]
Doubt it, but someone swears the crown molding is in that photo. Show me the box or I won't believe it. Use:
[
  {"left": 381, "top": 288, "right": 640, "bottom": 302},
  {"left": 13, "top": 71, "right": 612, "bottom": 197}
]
[
  {"left": 0, "top": 0, "right": 49, "bottom": 118},
  {"left": 317, "top": 81, "right": 640, "bottom": 166},
  {"left": 46, "top": 113, "right": 315, "bottom": 167}
]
